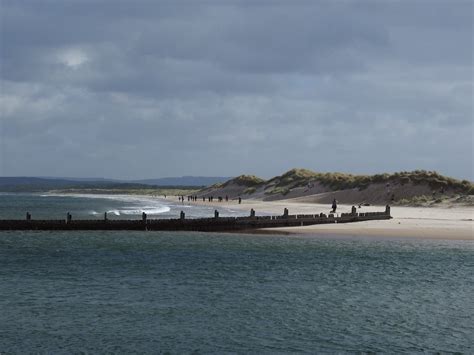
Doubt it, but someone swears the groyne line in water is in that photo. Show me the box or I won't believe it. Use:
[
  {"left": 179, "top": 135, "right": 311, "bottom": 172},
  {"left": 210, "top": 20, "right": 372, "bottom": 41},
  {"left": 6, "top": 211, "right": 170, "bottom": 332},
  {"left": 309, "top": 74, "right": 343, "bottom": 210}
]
[{"left": 0, "top": 206, "right": 392, "bottom": 232}]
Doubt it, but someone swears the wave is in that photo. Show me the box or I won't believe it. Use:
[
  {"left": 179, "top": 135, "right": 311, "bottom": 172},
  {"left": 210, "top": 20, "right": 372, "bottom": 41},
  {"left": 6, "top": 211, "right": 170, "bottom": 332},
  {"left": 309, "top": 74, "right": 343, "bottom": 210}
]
[
  {"left": 107, "top": 210, "right": 121, "bottom": 216},
  {"left": 45, "top": 193, "right": 172, "bottom": 216},
  {"left": 88, "top": 206, "right": 171, "bottom": 216},
  {"left": 44, "top": 192, "right": 163, "bottom": 202},
  {"left": 115, "top": 206, "right": 171, "bottom": 215}
]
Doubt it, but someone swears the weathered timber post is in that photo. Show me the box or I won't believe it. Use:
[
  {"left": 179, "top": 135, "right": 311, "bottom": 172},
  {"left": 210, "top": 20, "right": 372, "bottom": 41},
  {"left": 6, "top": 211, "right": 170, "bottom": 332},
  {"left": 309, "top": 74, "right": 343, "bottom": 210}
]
[
  {"left": 26, "top": 212, "right": 31, "bottom": 221},
  {"left": 283, "top": 208, "right": 289, "bottom": 217},
  {"left": 385, "top": 205, "right": 391, "bottom": 216},
  {"left": 142, "top": 212, "right": 148, "bottom": 231},
  {"left": 66, "top": 212, "right": 72, "bottom": 224},
  {"left": 351, "top": 206, "right": 357, "bottom": 215},
  {"left": 180, "top": 211, "right": 185, "bottom": 220},
  {"left": 214, "top": 210, "right": 219, "bottom": 218},
  {"left": 250, "top": 209, "right": 255, "bottom": 217},
  {"left": 104, "top": 212, "right": 108, "bottom": 221}
]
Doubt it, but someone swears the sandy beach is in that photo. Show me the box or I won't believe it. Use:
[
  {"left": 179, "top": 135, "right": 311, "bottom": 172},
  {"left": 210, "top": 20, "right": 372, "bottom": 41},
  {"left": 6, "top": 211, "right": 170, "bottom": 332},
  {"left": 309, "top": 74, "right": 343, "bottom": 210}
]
[{"left": 181, "top": 197, "right": 473, "bottom": 240}]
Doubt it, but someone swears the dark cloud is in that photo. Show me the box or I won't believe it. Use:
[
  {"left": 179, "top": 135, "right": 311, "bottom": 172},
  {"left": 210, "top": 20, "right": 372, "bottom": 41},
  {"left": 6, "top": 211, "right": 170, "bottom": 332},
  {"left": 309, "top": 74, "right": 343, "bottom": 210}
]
[{"left": 0, "top": 0, "right": 472, "bottom": 179}]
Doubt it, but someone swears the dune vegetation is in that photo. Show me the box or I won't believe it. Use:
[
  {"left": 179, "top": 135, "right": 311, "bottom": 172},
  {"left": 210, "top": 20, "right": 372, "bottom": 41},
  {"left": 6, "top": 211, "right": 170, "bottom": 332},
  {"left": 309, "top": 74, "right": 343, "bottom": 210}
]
[
  {"left": 222, "top": 175, "right": 266, "bottom": 187},
  {"left": 200, "top": 168, "right": 472, "bottom": 206},
  {"left": 265, "top": 168, "right": 473, "bottom": 194}
]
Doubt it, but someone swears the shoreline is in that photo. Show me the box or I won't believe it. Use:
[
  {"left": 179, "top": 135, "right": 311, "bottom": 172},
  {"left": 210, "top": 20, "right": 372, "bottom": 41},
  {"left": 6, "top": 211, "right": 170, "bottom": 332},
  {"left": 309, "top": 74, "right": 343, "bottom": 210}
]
[
  {"left": 5, "top": 192, "right": 472, "bottom": 241},
  {"left": 179, "top": 197, "right": 473, "bottom": 241}
]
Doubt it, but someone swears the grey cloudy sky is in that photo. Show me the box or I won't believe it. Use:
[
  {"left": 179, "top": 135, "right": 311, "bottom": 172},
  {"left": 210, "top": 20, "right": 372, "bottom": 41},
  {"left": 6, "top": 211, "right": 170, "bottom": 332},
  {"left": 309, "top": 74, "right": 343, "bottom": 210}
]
[{"left": 1, "top": 0, "right": 472, "bottom": 179}]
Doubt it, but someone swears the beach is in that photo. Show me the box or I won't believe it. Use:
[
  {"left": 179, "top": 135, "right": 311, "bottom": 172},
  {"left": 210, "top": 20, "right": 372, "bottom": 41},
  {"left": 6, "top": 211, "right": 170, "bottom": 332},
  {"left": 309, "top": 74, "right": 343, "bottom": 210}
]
[
  {"left": 2, "top": 192, "right": 472, "bottom": 239},
  {"left": 182, "top": 197, "right": 473, "bottom": 240}
]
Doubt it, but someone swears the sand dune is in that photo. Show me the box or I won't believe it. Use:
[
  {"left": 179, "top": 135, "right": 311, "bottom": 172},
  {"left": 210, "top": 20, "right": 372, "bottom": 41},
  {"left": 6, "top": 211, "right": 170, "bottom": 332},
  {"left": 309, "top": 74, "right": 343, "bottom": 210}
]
[{"left": 197, "top": 169, "right": 473, "bottom": 207}]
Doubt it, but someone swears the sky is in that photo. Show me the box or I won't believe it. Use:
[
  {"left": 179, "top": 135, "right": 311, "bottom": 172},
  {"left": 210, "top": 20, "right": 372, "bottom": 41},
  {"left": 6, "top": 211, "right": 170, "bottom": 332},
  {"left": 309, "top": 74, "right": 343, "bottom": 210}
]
[{"left": 0, "top": 0, "right": 472, "bottom": 180}]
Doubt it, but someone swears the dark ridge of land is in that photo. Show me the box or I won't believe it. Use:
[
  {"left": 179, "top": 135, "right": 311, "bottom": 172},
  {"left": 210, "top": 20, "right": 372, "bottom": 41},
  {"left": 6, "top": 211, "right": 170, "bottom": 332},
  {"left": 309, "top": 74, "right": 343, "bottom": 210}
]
[
  {"left": 0, "top": 176, "right": 231, "bottom": 192},
  {"left": 0, "top": 177, "right": 204, "bottom": 193},
  {"left": 131, "top": 176, "right": 232, "bottom": 186}
]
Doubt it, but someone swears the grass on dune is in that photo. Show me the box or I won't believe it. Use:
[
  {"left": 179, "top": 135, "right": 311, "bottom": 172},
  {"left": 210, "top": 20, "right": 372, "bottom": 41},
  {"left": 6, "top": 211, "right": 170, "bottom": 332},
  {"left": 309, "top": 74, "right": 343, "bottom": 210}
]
[{"left": 260, "top": 168, "right": 473, "bottom": 195}]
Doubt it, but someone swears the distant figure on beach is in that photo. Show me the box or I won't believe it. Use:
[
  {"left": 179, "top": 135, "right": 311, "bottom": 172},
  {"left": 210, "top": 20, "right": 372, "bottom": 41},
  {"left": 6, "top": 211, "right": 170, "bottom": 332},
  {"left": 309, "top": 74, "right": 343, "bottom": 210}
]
[
  {"left": 331, "top": 198, "right": 337, "bottom": 213},
  {"left": 225, "top": 195, "right": 228, "bottom": 202},
  {"left": 238, "top": 197, "right": 242, "bottom": 204}
]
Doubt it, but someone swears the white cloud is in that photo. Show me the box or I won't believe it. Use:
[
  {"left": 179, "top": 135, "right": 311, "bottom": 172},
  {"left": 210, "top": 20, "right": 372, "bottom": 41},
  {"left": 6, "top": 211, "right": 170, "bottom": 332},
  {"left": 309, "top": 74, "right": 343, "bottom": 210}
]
[{"left": 56, "top": 47, "right": 89, "bottom": 69}]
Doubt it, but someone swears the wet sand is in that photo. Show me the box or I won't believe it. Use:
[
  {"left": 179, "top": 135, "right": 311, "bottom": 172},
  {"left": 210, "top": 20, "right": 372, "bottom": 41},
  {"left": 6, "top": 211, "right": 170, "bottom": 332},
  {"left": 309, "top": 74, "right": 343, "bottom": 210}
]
[{"left": 180, "top": 197, "right": 473, "bottom": 240}]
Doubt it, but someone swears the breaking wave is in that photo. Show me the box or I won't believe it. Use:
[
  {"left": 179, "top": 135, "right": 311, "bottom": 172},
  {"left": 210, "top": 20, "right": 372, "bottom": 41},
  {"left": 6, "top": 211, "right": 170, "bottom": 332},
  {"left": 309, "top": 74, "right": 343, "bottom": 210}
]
[
  {"left": 111, "top": 206, "right": 171, "bottom": 215},
  {"left": 88, "top": 206, "right": 170, "bottom": 216}
]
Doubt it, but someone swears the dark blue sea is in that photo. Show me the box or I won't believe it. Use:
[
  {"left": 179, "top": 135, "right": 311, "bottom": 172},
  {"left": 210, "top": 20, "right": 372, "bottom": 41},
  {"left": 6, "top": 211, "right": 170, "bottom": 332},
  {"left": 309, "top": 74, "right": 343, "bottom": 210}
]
[{"left": 0, "top": 194, "right": 473, "bottom": 353}]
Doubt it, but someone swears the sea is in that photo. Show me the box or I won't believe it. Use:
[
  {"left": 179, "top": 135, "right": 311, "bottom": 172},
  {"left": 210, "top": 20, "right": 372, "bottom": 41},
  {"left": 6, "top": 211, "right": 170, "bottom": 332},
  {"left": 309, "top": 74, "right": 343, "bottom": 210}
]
[{"left": 0, "top": 193, "right": 473, "bottom": 353}]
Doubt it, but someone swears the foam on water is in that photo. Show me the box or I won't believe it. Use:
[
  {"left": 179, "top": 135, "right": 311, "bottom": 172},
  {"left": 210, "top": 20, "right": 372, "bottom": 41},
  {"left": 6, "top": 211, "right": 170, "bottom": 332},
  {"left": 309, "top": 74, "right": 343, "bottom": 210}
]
[
  {"left": 104, "top": 207, "right": 171, "bottom": 216},
  {"left": 36, "top": 193, "right": 173, "bottom": 217},
  {"left": 106, "top": 209, "right": 121, "bottom": 216}
]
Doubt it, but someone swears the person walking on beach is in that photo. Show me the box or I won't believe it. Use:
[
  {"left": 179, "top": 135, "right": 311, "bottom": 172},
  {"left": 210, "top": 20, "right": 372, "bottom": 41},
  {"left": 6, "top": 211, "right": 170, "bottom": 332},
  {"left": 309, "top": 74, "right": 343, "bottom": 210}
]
[
  {"left": 331, "top": 198, "right": 337, "bottom": 213},
  {"left": 238, "top": 197, "right": 242, "bottom": 204}
]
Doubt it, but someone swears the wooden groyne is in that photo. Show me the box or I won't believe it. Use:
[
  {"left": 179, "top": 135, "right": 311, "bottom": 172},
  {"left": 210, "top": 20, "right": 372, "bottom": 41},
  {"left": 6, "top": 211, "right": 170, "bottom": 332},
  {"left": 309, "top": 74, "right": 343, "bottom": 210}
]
[{"left": 0, "top": 206, "right": 392, "bottom": 232}]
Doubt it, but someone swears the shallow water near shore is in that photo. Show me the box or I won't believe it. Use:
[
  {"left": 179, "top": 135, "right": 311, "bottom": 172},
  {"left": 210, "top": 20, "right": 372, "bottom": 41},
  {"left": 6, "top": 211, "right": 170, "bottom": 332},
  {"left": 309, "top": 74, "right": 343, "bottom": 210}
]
[
  {"left": 0, "top": 230, "right": 472, "bottom": 353},
  {"left": 0, "top": 192, "right": 249, "bottom": 220}
]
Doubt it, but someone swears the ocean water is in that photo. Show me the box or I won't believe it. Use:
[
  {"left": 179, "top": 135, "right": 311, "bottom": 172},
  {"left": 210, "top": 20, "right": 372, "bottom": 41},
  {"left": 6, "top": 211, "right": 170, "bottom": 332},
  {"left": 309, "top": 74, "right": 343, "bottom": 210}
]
[
  {"left": 0, "top": 192, "right": 250, "bottom": 220},
  {"left": 0, "top": 194, "right": 473, "bottom": 353}
]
